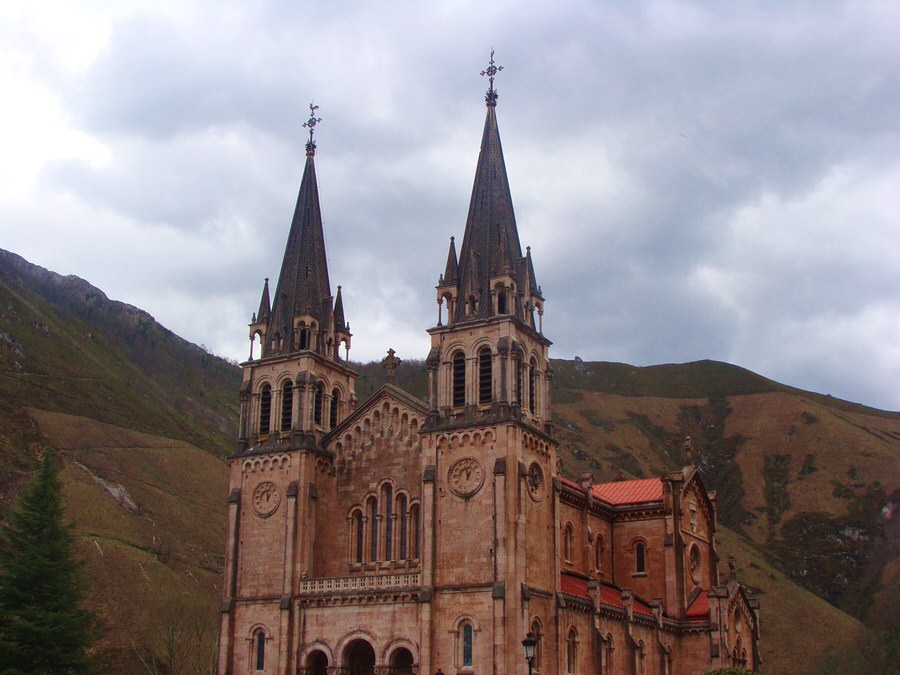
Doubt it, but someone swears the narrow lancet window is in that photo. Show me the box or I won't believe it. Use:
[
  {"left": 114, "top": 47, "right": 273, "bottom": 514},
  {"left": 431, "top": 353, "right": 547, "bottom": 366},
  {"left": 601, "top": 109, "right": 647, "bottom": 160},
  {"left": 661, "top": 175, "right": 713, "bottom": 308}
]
[
  {"left": 452, "top": 351, "right": 465, "bottom": 408},
  {"left": 529, "top": 357, "right": 537, "bottom": 415},
  {"left": 314, "top": 382, "right": 324, "bottom": 425},
  {"left": 330, "top": 388, "right": 340, "bottom": 428},
  {"left": 255, "top": 631, "right": 265, "bottom": 671},
  {"left": 398, "top": 494, "right": 408, "bottom": 560},
  {"left": 478, "top": 347, "right": 492, "bottom": 404},
  {"left": 258, "top": 385, "right": 272, "bottom": 435},
  {"left": 280, "top": 380, "right": 293, "bottom": 431}
]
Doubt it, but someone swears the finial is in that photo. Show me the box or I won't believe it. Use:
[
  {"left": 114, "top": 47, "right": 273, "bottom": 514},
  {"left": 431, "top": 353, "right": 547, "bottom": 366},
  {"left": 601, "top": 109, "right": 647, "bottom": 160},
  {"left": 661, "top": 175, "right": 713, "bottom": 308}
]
[
  {"left": 381, "top": 348, "right": 402, "bottom": 382},
  {"left": 303, "top": 101, "right": 322, "bottom": 155},
  {"left": 481, "top": 48, "right": 503, "bottom": 106},
  {"left": 684, "top": 435, "right": 694, "bottom": 464}
]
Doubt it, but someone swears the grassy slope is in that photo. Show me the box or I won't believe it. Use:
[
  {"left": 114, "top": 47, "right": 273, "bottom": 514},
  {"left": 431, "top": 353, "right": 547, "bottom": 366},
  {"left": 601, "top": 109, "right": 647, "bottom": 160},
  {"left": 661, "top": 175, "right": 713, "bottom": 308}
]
[{"left": 33, "top": 410, "right": 227, "bottom": 672}]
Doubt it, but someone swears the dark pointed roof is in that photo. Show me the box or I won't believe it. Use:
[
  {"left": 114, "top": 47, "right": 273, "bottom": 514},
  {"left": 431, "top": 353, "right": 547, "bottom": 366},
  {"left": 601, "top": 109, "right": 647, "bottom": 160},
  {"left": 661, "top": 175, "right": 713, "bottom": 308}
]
[
  {"left": 256, "top": 277, "right": 271, "bottom": 323},
  {"left": 441, "top": 236, "right": 459, "bottom": 286},
  {"left": 454, "top": 102, "right": 523, "bottom": 321},
  {"left": 266, "top": 149, "right": 331, "bottom": 352},
  {"left": 333, "top": 285, "right": 346, "bottom": 331}
]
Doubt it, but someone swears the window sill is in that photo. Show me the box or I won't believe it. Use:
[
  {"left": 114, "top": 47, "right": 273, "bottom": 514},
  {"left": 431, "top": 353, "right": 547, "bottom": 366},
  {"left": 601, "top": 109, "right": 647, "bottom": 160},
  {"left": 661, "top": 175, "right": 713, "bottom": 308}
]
[{"left": 632, "top": 572, "right": 648, "bottom": 578}]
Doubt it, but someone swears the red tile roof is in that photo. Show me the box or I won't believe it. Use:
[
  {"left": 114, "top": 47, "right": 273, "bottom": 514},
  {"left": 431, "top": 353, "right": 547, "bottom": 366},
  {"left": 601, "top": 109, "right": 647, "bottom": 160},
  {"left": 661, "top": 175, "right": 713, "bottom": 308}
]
[
  {"left": 598, "top": 583, "right": 623, "bottom": 607},
  {"left": 686, "top": 591, "right": 710, "bottom": 621},
  {"left": 561, "top": 575, "right": 656, "bottom": 617},
  {"left": 592, "top": 477, "right": 663, "bottom": 505},
  {"left": 560, "top": 573, "right": 590, "bottom": 599}
]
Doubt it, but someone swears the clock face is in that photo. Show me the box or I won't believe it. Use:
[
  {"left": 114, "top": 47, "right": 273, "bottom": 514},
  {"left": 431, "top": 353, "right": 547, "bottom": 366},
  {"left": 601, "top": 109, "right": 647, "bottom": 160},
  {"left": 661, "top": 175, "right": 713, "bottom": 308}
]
[
  {"left": 448, "top": 457, "right": 485, "bottom": 498},
  {"left": 252, "top": 481, "right": 281, "bottom": 518},
  {"left": 527, "top": 462, "right": 545, "bottom": 501}
]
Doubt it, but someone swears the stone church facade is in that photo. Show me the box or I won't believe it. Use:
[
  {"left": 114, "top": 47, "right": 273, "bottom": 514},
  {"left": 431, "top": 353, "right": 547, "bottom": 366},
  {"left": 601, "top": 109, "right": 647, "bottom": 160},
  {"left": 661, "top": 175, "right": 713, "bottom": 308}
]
[{"left": 217, "top": 72, "right": 761, "bottom": 675}]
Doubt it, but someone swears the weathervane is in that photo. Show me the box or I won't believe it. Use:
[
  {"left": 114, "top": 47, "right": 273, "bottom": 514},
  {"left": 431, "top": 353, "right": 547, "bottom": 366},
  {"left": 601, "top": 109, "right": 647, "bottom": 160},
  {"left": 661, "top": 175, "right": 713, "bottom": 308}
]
[
  {"left": 481, "top": 48, "right": 503, "bottom": 105},
  {"left": 303, "top": 101, "right": 322, "bottom": 154}
]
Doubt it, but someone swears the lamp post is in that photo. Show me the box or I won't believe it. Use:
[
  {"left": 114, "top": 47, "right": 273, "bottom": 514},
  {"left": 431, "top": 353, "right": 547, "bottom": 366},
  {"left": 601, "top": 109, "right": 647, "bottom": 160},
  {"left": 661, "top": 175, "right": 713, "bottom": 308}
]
[{"left": 522, "top": 632, "right": 536, "bottom": 675}]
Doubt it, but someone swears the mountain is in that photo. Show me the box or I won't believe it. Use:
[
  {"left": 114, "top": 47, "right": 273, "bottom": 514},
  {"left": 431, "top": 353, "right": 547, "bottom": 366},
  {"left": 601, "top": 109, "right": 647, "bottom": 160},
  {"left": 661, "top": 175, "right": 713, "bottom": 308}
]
[
  {"left": 0, "top": 249, "right": 240, "bottom": 671},
  {"left": 0, "top": 249, "right": 897, "bottom": 673}
]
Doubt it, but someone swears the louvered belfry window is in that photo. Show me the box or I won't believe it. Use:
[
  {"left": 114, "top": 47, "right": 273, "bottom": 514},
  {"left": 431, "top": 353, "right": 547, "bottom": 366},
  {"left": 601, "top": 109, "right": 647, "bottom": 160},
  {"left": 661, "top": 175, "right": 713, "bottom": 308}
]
[
  {"left": 258, "top": 385, "right": 272, "bottom": 435},
  {"left": 478, "top": 347, "right": 492, "bottom": 404},
  {"left": 452, "top": 351, "right": 465, "bottom": 408},
  {"left": 280, "top": 380, "right": 293, "bottom": 431}
]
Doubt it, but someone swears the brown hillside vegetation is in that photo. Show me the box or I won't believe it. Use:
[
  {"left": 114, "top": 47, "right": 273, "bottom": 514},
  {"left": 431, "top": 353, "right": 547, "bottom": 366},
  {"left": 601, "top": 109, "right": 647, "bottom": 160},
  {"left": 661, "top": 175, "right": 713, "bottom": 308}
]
[
  {"left": 1, "top": 251, "right": 897, "bottom": 673},
  {"left": 31, "top": 409, "right": 227, "bottom": 672}
]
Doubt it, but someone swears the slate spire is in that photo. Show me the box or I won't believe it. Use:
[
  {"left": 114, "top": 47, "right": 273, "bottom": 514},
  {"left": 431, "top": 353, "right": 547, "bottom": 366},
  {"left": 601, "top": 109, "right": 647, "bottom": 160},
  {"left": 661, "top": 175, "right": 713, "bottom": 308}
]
[
  {"left": 263, "top": 104, "right": 337, "bottom": 356},
  {"left": 453, "top": 64, "right": 524, "bottom": 322},
  {"left": 333, "top": 285, "right": 346, "bottom": 332}
]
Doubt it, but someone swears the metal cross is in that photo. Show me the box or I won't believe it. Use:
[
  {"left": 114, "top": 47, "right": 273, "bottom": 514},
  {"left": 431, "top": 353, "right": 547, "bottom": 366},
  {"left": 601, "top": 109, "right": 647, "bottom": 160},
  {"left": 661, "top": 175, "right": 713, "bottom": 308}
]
[
  {"left": 303, "top": 101, "right": 322, "bottom": 152},
  {"left": 481, "top": 49, "right": 503, "bottom": 103}
]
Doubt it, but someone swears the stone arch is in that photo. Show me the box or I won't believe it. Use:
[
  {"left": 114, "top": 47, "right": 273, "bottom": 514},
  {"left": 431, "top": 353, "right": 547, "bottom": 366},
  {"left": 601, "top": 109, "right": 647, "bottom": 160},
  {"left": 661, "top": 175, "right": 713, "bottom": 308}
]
[
  {"left": 382, "top": 637, "right": 418, "bottom": 670},
  {"left": 299, "top": 642, "right": 333, "bottom": 674},
  {"left": 337, "top": 631, "right": 379, "bottom": 675}
]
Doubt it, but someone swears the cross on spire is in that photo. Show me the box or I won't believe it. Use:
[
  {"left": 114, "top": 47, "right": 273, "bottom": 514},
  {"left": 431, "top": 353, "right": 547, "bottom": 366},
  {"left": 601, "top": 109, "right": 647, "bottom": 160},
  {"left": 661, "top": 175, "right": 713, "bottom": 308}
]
[
  {"left": 481, "top": 48, "right": 503, "bottom": 106},
  {"left": 303, "top": 101, "right": 322, "bottom": 154}
]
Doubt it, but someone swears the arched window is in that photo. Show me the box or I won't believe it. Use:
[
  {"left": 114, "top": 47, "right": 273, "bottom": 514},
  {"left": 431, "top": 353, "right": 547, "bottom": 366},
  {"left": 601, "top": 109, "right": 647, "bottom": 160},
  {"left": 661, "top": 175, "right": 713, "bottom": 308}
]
[
  {"left": 635, "top": 541, "right": 647, "bottom": 574},
  {"left": 410, "top": 503, "right": 420, "bottom": 559},
  {"left": 452, "top": 351, "right": 465, "bottom": 408},
  {"left": 467, "top": 295, "right": 477, "bottom": 316},
  {"left": 354, "top": 510, "right": 364, "bottom": 563},
  {"left": 254, "top": 630, "right": 266, "bottom": 671},
  {"left": 330, "top": 388, "right": 340, "bottom": 428},
  {"left": 368, "top": 496, "right": 378, "bottom": 562},
  {"left": 398, "top": 494, "right": 409, "bottom": 560},
  {"left": 564, "top": 524, "right": 574, "bottom": 562},
  {"left": 478, "top": 346, "right": 492, "bottom": 404},
  {"left": 529, "top": 357, "right": 537, "bottom": 414},
  {"left": 566, "top": 627, "right": 577, "bottom": 674},
  {"left": 462, "top": 622, "right": 474, "bottom": 667},
  {"left": 497, "top": 289, "right": 507, "bottom": 314},
  {"left": 314, "top": 382, "right": 324, "bottom": 425},
  {"left": 299, "top": 326, "right": 309, "bottom": 350},
  {"left": 515, "top": 358, "right": 523, "bottom": 406},
  {"left": 280, "top": 380, "right": 293, "bottom": 432},
  {"left": 382, "top": 484, "right": 394, "bottom": 561},
  {"left": 595, "top": 535, "right": 603, "bottom": 572},
  {"left": 258, "top": 385, "right": 272, "bottom": 435}
]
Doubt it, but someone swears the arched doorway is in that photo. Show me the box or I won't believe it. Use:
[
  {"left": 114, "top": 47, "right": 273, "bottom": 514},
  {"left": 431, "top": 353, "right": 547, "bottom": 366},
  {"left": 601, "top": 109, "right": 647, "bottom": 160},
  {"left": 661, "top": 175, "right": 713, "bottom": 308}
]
[
  {"left": 390, "top": 647, "right": 415, "bottom": 675},
  {"left": 304, "top": 649, "right": 328, "bottom": 675},
  {"left": 343, "top": 639, "right": 376, "bottom": 675}
]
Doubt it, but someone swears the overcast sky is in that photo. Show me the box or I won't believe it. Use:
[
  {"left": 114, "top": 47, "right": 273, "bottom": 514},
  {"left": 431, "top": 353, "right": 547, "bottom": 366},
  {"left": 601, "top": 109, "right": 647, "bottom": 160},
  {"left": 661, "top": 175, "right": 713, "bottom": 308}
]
[{"left": 1, "top": 1, "right": 898, "bottom": 411}]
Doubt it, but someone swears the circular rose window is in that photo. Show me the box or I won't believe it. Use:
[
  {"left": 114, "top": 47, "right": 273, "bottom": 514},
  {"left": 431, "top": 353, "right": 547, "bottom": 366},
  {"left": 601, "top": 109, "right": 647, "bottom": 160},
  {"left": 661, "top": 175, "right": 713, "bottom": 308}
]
[{"left": 689, "top": 544, "right": 702, "bottom": 583}]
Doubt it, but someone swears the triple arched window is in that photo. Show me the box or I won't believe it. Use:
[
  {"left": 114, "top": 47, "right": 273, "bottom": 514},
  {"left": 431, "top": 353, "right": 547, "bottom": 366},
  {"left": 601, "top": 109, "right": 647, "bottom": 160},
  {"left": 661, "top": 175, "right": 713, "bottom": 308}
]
[{"left": 349, "top": 486, "right": 420, "bottom": 565}]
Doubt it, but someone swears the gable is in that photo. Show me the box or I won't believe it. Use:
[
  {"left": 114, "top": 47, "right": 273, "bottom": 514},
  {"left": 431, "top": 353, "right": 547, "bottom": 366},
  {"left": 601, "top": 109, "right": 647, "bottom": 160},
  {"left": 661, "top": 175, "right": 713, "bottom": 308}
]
[{"left": 325, "top": 384, "right": 427, "bottom": 466}]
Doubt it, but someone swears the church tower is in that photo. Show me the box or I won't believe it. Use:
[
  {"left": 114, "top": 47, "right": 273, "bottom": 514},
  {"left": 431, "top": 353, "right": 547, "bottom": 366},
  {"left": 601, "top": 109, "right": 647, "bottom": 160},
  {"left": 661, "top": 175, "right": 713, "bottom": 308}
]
[
  {"left": 421, "top": 52, "right": 561, "bottom": 674},
  {"left": 218, "top": 104, "right": 357, "bottom": 675},
  {"left": 239, "top": 104, "right": 356, "bottom": 455}
]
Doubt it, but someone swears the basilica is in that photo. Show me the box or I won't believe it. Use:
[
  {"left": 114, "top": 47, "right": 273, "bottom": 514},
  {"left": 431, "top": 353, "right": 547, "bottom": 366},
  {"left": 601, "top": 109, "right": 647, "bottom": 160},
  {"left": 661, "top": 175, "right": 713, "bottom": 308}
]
[{"left": 216, "top": 62, "right": 761, "bottom": 675}]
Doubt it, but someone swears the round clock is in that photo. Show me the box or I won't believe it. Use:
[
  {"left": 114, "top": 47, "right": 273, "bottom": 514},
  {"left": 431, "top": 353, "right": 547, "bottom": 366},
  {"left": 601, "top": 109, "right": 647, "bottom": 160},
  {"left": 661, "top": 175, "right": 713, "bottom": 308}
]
[
  {"left": 448, "top": 456, "right": 485, "bottom": 498},
  {"left": 252, "top": 481, "right": 281, "bottom": 518},
  {"left": 526, "top": 462, "right": 545, "bottom": 501}
]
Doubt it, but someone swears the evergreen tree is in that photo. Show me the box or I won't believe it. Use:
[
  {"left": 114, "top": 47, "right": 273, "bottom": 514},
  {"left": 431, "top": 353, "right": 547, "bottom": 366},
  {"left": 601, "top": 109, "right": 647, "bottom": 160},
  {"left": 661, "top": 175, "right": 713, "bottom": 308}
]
[{"left": 0, "top": 452, "right": 94, "bottom": 674}]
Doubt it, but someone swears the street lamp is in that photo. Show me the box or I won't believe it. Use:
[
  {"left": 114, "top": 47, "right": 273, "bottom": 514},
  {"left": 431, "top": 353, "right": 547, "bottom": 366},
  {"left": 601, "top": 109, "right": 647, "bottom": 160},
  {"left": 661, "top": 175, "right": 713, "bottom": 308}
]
[{"left": 522, "top": 632, "right": 537, "bottom": 675}]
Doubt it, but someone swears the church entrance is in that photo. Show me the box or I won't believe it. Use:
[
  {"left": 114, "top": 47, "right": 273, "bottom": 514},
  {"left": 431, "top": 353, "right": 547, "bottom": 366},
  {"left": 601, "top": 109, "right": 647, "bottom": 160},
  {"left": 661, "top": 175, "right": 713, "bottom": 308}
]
[
  {"left": 389, "top": 647, "right": 415, "bottom": 674},
  {"left": 343, "top": 639, "right": 376, "bottom": 675},
  {"left": 302, "top": 649, "right": 328, "bottom": 675}
]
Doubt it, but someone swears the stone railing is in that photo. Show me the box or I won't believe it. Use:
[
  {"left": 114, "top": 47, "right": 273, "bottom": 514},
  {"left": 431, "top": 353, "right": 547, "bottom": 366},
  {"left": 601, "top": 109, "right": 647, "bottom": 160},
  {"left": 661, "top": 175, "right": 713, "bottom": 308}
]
[{"left": 298, "top": 572, "right": 421, "bottom": 595}]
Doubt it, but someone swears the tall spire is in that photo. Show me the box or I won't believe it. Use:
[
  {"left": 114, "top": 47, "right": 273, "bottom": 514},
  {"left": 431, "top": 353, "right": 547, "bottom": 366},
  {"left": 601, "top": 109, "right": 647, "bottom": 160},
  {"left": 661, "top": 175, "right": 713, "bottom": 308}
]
[
  {"left": 265, "top": 106, "right": 332, "bottom": 355},
  {"left": 256, "top": 277, "right": 271, "bottom": 323},
  {"left": 453, "top": 52, "right": 524, "bottom": 323}
]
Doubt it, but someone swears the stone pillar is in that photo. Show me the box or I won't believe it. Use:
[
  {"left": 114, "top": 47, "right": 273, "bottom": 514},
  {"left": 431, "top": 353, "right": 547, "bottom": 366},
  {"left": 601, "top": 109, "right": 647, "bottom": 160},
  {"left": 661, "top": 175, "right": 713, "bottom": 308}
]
[{"left": 217, "top": 486, "right": 241, "bottom": 675}]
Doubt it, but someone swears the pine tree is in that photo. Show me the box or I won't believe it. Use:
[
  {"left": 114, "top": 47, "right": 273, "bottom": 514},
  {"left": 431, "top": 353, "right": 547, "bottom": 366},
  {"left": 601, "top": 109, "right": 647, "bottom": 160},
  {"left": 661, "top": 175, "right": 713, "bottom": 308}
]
[{"left": 0, "top": 452, "right": 94, "bottom": 674}]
